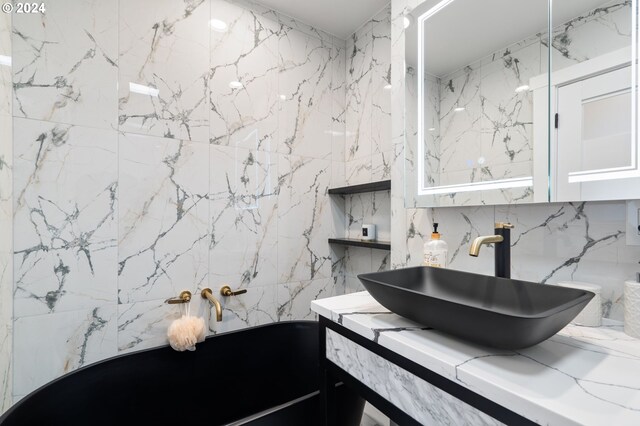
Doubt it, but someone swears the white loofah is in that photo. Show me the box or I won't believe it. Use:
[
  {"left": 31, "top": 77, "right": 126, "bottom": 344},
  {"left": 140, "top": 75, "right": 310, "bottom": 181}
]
[{"left": 167, "top": 315, "right": 206, "bottom": 352}]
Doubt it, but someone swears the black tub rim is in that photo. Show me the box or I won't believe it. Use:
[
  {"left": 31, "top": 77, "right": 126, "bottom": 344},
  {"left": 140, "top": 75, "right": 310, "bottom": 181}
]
[{"left": 0, "top": 320, "right": 319, "bottom": 423}]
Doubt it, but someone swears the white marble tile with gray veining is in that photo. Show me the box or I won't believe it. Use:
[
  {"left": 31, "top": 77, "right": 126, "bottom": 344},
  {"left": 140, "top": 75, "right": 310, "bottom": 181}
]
[
  {"left": 0, "top": 10, "right": 11, "bottom": 118},
  {"left": 276, "top": 278, "right": 340, "bottom": 321},
  {"left": 0, "top": 233, "right": 11, "bottom": 413},
  {"left": 478, "top": 41, "right": 540, "bottom": 171},
  {"left": 331, "top": 41, "right": 347, "bottom": 171},
  {"left": 13, "top": 119, "right": 118, "bottom": 317},
  {"left": 118, "top": 133, "right": 209, "bottom": 304},
  {"left": 496, "top": 201, "right": 638, "bottom": 321},
  {"left": 12, "top": 0, "right": 118, "bottom": 129},
  {"left": 209, "top": 0, "right": 280, "bottom": 151},
  {"left": 345, "top": 156, "right": 373, "bottom": 185},
  {"left": 277, "top": 155, "right": 331, "bottom": 283},
  {"left": 371, "top": 150, "right": 394, "bottom": 182},
  {"left": 371, "top": 7, "right": 392, "bottom": 157},
  {"left": 278, "top": 25, "right": 334, "bottom": 159},
  {"left": 0, "top": 11, "right": 11, "bottom": 414},
  {"left": 423, "top": 74, "right": 441, "bottom": 188},
  {"left": 209, "top": 145, "right": 278, "bottom": 289},
  {"left": 228, "top": 0, "right": 337, "bottom": 44},
  {"left": 345, "top": 22, "right": 374, "bottom": 163},
  {"left": 13, "top": 305, "right": 117, "bottom": 397},
  {"left": 550, "top": 0, "right": 632, "bottom": 71},
  {"left": 119, "top": 0, "right": 210, "bottom": 142}
]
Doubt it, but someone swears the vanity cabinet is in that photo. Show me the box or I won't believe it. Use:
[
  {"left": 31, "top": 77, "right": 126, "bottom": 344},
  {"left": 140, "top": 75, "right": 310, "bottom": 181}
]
[
  {"left": 319, "top": 317, "right": 523, "bottom": 426},
  {"left": 313, "top": 292, "right": 640, "bottom": 426}
]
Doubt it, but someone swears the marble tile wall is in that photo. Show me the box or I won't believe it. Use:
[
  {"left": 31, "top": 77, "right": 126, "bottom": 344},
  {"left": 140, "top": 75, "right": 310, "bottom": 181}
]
[
  {"left": 345, "top": 6, "right": 393, "bottom": 186},
  {"left": 341, "top": 7, "right": 393, "bottom": 294},
  {"left": 0, "top": 7, "right": 12, "bottom": 414},
  {"left": 2, "top": 0, "right": 347, "bottom": 405},
  {"left": 390, "top": 0, "right": 640, "bottom": 323}
]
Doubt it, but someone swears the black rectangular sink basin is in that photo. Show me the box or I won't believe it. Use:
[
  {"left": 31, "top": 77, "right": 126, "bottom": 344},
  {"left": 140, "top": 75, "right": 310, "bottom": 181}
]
[{"left": 358, "top": 266, "right": 595, "bottom": 349}]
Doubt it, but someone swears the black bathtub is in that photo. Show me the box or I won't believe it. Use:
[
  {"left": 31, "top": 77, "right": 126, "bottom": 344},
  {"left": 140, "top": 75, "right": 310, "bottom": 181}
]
[{"left": 0, "top": 321, "right": 364, "bottom": 425}]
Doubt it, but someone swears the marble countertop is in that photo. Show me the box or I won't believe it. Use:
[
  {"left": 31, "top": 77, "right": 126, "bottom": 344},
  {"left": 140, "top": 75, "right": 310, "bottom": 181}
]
[{"left": 311, "top": 292, "right": 640, "bottom": 426}]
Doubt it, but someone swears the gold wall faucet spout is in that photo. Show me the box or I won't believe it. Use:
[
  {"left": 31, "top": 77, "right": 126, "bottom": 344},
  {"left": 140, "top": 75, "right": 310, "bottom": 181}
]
[{"left": 201, "top": 288, "right": 222, "bottom": 322}]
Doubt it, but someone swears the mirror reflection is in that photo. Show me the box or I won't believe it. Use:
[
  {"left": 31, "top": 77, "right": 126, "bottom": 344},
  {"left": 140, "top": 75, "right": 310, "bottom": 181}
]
[
  {"left": 550, "top": 0, "right": 640, "bottom": 202},
  {"left": 405, "top": 0, "right": 639, "bottom": 207}
]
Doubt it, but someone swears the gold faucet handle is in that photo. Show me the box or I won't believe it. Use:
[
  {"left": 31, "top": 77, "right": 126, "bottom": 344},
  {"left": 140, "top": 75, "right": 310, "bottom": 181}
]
[
  {"left": 165, "top": 290, "right": 192, "bottom": 304},
  {"left": 495, "top": 222, "right": 514, "bottom": 229},
  {"left": 220, "top": 285, "right": 247, "bottom": 297}
]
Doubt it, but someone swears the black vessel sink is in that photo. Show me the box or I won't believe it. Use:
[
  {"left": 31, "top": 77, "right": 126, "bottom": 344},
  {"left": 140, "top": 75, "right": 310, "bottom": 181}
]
[{"left": 358, "top": 266, "right": 595, "bottom": 349}]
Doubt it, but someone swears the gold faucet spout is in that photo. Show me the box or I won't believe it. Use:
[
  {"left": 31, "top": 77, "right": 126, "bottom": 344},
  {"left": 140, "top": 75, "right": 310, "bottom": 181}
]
[
  {"left": 201, "top": 288, "right": 222, "bottom": 322},
  {"left": 469, "top": 235, "right": 504, "bottom": 257}
]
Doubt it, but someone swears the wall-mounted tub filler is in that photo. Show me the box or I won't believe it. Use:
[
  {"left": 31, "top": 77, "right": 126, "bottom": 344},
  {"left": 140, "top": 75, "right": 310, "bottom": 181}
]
[
  {"left": 201, "top": 286, "right": 248, "bottom": 321},
  {"left": 201, "top": 288, "right": 223, "bottom": 322}
]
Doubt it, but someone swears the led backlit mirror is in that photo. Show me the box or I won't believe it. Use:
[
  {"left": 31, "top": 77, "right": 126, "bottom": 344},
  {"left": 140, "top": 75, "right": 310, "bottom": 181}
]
[{"left": 405, "top": 0, "right": 640, "bottom": 207}]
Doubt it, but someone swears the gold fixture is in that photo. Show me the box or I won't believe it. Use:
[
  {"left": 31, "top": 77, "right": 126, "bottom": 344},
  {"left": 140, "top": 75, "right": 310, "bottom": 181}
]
[
  {"left": 469, "top": 235, "right": 504, "bottom": 257},
  {"left": 201, "top": 288, "right": 223, "bottom": 322},
  {"left": 495, "top": 222, "right": 515, "bottom": 229},
  {"left": 220, "top": 285, "right": 247, "bottom": 297},
  {"left": 165, "top": 290, "right": 192, "bottom": 304}
]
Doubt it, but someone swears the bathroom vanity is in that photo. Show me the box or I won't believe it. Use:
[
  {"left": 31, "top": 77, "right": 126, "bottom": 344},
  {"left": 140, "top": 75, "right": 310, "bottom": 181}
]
[{"left": 313, "top": 292, "right": 640, "bottom": 426}]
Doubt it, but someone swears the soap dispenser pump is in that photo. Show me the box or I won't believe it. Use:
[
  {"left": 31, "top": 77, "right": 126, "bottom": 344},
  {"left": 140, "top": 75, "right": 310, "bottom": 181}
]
[{"left": 424, "top": 223, "right": 448, "bottom": 268}]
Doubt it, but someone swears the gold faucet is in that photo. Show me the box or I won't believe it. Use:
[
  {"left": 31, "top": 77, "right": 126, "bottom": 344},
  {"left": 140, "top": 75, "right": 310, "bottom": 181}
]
[
  {"left": 201, "top": 288, "right": 222, "bottom": 322},
  {"left": 220, "top": 285, "right": 247, "bottom": 297},
  {"left": 165, "top": 290, "right": 192, "bottom": 304},
  {"left": 469, "top": 223, "right": 515, "bottom": 278},
  {"left": 469, "top": 235, "right": 504, "bottom": 257}
]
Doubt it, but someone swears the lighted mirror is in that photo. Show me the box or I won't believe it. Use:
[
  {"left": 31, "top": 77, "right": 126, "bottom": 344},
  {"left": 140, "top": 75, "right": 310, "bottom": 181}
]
[{"left": 405, "top": 0, "right": 640, "bottom": 207}]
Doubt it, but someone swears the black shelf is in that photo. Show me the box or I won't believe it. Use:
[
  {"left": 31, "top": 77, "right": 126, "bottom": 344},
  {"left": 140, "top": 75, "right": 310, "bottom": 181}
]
[
  {"left": 328, "top": 238, "right": 391, "bottom": 250},
  {"left": 328, "top": 180, "right": 391, "bottom": 195}
]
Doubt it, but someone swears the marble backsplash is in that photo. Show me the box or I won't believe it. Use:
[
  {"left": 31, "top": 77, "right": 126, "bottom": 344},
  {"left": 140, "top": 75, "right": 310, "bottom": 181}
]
[
  {"left": 3, "top": 0, "right": 349, "bottom": 403},
  {"left": 401, "top": 202, "right": 637, "bottom": 321}
]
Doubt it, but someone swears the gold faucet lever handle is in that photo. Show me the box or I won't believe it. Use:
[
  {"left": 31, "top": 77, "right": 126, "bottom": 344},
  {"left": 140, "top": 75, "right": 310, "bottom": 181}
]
[
  {"left": 220, "top": 285, "right": 247, "bottom": 297},
  {"left": 165, "top": 290, "right": 192, "bottom": 304},
  {"left": 495, "top": 222, "right": 515, "bottom": 229}
]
